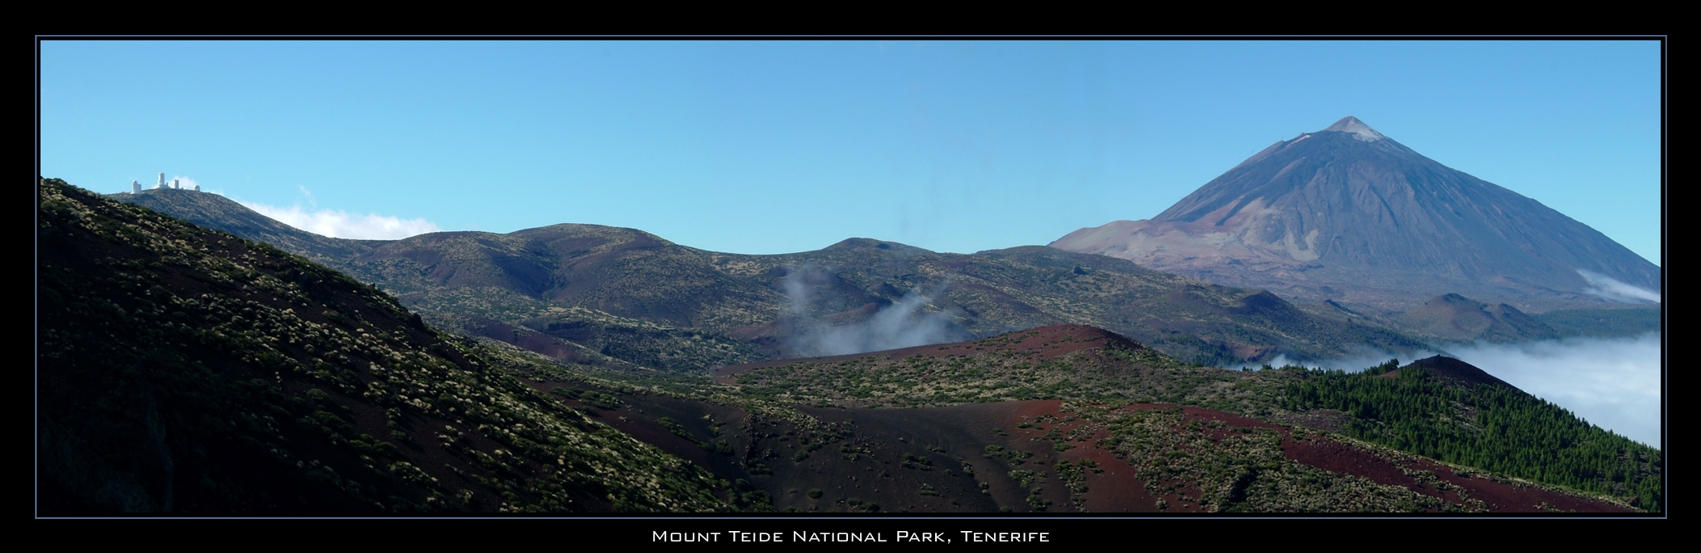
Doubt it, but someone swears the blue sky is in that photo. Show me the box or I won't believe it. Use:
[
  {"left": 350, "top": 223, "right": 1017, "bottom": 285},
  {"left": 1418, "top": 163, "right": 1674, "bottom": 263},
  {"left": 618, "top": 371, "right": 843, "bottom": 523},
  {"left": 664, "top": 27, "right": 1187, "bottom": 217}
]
[{"left": 39, "top": 39, "right": 1662, "bottom": 265}]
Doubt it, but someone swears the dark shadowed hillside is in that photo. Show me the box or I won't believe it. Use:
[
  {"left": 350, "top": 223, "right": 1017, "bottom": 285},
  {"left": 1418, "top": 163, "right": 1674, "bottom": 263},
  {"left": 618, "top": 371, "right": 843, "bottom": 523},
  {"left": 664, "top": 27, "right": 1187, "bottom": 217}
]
[{"left": 39, "top": 179, "right": 734, "bottom": 514}]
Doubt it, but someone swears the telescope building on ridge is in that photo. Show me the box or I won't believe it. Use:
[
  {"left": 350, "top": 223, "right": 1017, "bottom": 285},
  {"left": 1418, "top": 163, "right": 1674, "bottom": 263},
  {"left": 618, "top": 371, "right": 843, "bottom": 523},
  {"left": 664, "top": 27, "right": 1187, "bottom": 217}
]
[{"left": 133, "top": 172, "right": 199, "bottom": 193}]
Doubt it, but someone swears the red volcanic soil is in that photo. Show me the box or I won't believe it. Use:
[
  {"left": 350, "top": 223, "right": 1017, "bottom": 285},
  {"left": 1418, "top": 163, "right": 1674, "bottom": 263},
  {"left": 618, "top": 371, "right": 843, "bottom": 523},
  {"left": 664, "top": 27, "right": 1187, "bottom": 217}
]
[
  {"left": 1279, "top": 430, "right": 1633, "bottom": 512},
  {"left": 714, "top": 324, "right": 1143, "bottom": 383},
  {"left": 811, "top": 398, "right": 1633, "bottom": 513},
  {"left": 562, "top": 369, "right": 1632, "bottom": 513},
  {"left": 795, "top": 399, "right": 1162, "bottom": 513}
]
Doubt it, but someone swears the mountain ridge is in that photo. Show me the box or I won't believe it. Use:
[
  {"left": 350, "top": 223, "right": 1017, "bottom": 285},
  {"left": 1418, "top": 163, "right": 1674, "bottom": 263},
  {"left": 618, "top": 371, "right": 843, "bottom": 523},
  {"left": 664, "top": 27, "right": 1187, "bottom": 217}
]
[{"left": 112, "top": 189, "right": 1431, "bottom": 367}]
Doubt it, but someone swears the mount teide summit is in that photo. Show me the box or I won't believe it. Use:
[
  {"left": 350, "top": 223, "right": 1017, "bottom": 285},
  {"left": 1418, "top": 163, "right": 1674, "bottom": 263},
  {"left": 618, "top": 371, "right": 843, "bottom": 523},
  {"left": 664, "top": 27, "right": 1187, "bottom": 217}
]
[{"left": 1051, "top": 117, "right": 1660, "bottom": 311}]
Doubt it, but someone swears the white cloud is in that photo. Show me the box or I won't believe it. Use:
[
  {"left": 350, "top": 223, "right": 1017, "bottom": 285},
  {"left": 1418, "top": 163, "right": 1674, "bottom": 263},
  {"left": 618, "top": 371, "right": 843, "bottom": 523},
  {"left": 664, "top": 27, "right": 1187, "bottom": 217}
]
[
  {"left": 780, "top": 265, "right": 965, "bottom": 357},
  {"left": 240, "top": 202, "right": 441, "bottom": 240},
  {"left": 1578, "top": 269, "right": 1661, "bottom": 303}
]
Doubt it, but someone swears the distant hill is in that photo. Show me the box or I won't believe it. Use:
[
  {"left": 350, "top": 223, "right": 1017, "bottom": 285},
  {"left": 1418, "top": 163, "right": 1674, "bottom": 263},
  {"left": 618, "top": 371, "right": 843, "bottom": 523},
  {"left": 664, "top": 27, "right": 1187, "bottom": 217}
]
[
  {"left": 1052, "top": 117, "right": 1661, "bottom": 313},
  {"left": 1396, "top": 293, "right": 1561, "bottom": 343},
  {"left": 1531, "top": 307, "right": 1663, "bottom": 339}
]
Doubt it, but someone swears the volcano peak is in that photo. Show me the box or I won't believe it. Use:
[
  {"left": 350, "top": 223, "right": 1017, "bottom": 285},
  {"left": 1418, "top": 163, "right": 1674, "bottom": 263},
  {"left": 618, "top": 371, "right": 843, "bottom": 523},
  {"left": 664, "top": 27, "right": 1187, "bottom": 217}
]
[
  {"left": 1051, "top": 117, "right": 1660, "bottom": 310},
  {"left": 1321, "top": 115, "right": 1386, "bottom": 142}
]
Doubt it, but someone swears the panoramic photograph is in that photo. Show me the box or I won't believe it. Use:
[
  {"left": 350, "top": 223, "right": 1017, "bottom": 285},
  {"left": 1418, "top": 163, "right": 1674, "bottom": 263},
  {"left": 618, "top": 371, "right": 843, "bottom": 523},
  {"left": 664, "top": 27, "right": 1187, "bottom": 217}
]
[{"left": 37, "top": 39, "right": 1662, "bottom": 521}]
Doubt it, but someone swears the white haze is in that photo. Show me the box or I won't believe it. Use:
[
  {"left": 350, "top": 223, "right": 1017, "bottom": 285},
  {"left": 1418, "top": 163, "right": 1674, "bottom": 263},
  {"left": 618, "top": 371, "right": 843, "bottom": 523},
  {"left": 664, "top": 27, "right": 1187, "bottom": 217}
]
[
  {"left": 1578, "top": 269, "right": 1661, "bottom": 303},
  {"left": 1246, "top": 333, "right": 1662, "bottom": 449},
  {"left": 782, "top": 267, "right": 959, "bottom": 357},
  {"left": 241, "top": 202, "right": 441, "bottom": 240}
]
